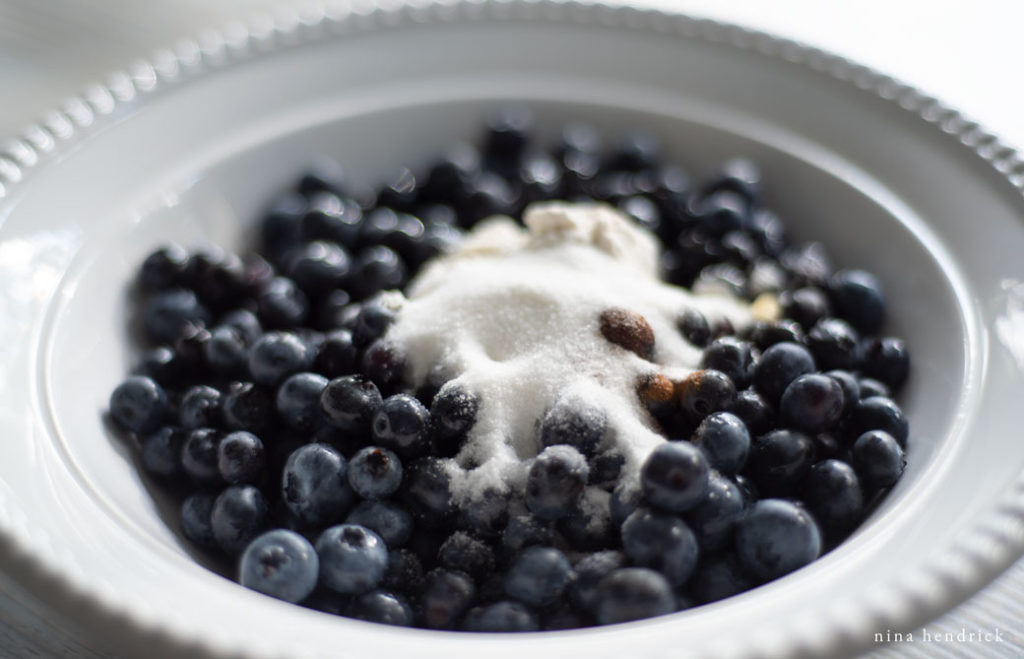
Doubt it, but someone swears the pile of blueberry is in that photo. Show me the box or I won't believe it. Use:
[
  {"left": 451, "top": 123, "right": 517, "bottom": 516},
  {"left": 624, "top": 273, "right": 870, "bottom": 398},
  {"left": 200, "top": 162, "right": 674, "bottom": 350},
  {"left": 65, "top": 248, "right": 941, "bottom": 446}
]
[{"left": 108, "top": 107, "right": 909, "bottom": 632}]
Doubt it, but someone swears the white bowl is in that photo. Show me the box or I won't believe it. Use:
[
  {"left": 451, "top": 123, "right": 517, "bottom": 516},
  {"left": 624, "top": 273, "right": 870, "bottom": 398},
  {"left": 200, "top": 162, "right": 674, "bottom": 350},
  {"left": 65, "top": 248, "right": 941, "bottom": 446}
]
[{"left": 2, "top": 1, "right": 1024, "bottom": 657}]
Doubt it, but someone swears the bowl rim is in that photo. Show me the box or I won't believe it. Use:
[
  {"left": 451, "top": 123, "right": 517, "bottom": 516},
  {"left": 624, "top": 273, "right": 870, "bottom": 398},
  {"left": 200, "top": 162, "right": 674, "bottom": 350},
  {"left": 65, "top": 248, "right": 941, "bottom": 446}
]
[{"left": 2, "top": 1, "right": 1024, "bottom": 657}]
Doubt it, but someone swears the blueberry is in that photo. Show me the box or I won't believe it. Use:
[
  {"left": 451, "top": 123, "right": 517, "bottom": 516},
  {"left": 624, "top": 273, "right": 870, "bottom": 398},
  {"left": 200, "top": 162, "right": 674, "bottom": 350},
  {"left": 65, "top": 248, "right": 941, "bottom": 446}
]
[
  {"left": 140, "top": 426, "right": 185, "bottom": 478},
  {"left": 458, "top": 488, "right": 510, "bottom": 538},
  {"left": 313, "top": 288, "right": 354, "bottom": 330},
  {"left": 556, "top": 121, "right": 601, "bottom": 156},
  {"left": 350, "top": 246, "right": 406, "bottom": 300},
  {"left": 733, "top": 473, "right": 759, "bottom": 506},
  {"left": 416, "top": 221, "right": 465, "bottom": 263},
  {"left": 352, "top": 297, "right": 398, "bottom": 348},
  {"left": 438, "top": 531, "right": 496, "bottom": 581},
  {"left": 501, "top": 514, "right": 554, "bottom": 558},
  {"left": 178, "top": 385, "right": 221, "bottom": 430},
  {"left": 748, "top": 208, "right": 787, "bottom": 256},
  {"left": 825, "top": 370, "right": 861, "bottom": 419},
  {"left": 813, "top": 433, "right": 844, "bottom": 461},
  {"left": 142, "top": 288, "right": 210, "bottom": 344},
  {"left": 746, "top": 260, "right": 789, "bottom": 299},
  {"left": 217, "top": 431, "right": 266, "bottom": 485},
  {"left": 735, "top": 499, "right": 822, "bottom": 581},
  {"left": 505, "top": 546, "right": 573, "bottom": 607},
  {"left": 678, "top": 308, "right": 711, "bottom": 347},
  {"left": 171, "top": 324, "right": 212, "bottom": 378},
  {"left": 557, "top": 491, "right": 615, "bottom": 552},
  {"left": 141, "top": 245, "right": 193, "bottom": 294},
  {"left": 829, "top": 269, "right": 885, "bottom": 333},
  {"left": 744, "top": 320, "right": 805, "bottom": 352},
  {"left": 692, "top": 411, "right": 751, "bottom": 475},
  {"left": 285, "top": 241, "right": 350, "bottom": 294},
  {"left": 588, "top": 450, "right": 625, "bottom": 487},
  {"left": 780, "top": 287, "right": 831, "bottom": 330},
  {"left": 239, "top": 529, "right": 319, "bottom": 603},
  {"left": 382, "top": 549, "right": 425, "bottom": 595},
  {"left": 181, "top": 428, "right": 222, "bottom": 484},
  {"left": 781, "top": 242, "right": 832, "bottom": 287},
  {"left": 282, "top": 443, "right": 353, "bottom": 526},
  {"left": 297, "top": 157, "right": 346, "bottom": 196},
  {"left": 858, "top": 378, "right": 891, "bottom": 399},
  {"left": 256, "top": 276, "right": 308, "bottom": 329},
  {"left": 261, "top": 192, "right": 307, "bottom": 257},
  {"left": 276, "top": 372, "right": 328, "bottom": 429},
  {"left": 806, "top": 318, "right": 860, "bottom": 371},
  {"left": 316, "top": 524, "right": 388, "bottom": 595},
  {"left": 346, "top": 500, "right": 414, "bottom": 548},
  {"left": 369, "top": 394, "right": 430, "bottom": 459},
  {"left": 320, "top": 374, "right": 383, "bottom": 434},
  {"left": 618, "top": 196, "right": 661, "bottom": 233},
  {"left": 860, "top": 337, "right": 910, "bottom": 391},
  {"left": 526, "top": 445, "right": 589, "bottom": 520},
  {"left": 537, "top": 396, "right": 607, "bottom": 457},
  {"left": 694, "top": 191, "right": 747, "bottom": 236},
  {"left": 677, "top": 369, "right": 737, "bottom": 421},
  {"left": 621, "top": 508, "right": 699, "bottom": 587},
  {"left": 704, "top": 158, "right": 761, "bottom": 203},
  {"left": 360, "top": 339, "right": 407, "bottom": 394},
  {"left": 211, "top": 485, "right": 268, "bottom": 555},
  {"left": 695, "top": 263, "right": 747, "bottom": 298},
  {"left": 640, "top": 442, "right": 710, "bottom": 512},
  {"left": 852, "top": 430, "right": 905, "bottom": 489},
  {"left": 248, "top": 332, "right": 312, "bottom": 386},
  {"left": 349, "top": 590, "right": 413, "bottom": 626},
  {"left": 745, "top": 429, "right": 816, "bottom": 496},
  {"left": 687, "top": 555, "right": 752, "bottom": 604},
  {"left": 422, "top": 143, "right": 482, "bottom": 204},
  {"left": 202, "top": 326, "right": 250, "bottom": 376},
  {"left": 484, "top": 105, "right": 534, "bottom": 160},
  {"left": 221, "top": 382, "right": 274, "bottom": 433},
  {"left": 109, "top": 375, "right": 169, "bottom": 434},
  {"left": 779, "top": 374, "right": 845, "bottom": 433},
  {"left": 569, "top": 550, "right": 626, "bottom": 614},
  {"left": 849, "top": 396, "right": 908, "bottom": 448},
  {"left": 728, "top": 389, "right": 775, "bottom": 437},
  {"left": 519, "top": 153, "right": 563, "bottom": 204},
  {"left": 594, "top": 568, "right": 676, "bottom": 624},
  {"left": 609, "top": 480, "right": 642, "bottom": 528},
  {"left": 133, "top": 346, "right": 181, "bottom": 387},
  {"left": 399, "top": 457, "right": 454, "bottom": 527},
  {"left": 686, "top": 474, "right": 745, "bottom": 553},
  {"left": 419, "top": 568, "right": 476, "bottom": 630},
  {"left": 430, "top": 384, "right": 479, "bottom": 455},
  {"left": 185, "top": 249, "right": 248, "bottom": 311},
  {"left": 462, "top": 172, "right": 520, "bottom": 223},
  {"left": 753, "top": 342, "right": 816, "bottom": 404},
  {"left": 348, "top": 446, "right": 403, "bottom": 499},
  {"left": 301, "top": 192, "right": 363, "bottom": 249},
  {"left": 801, "top": 459, "right": 864, "bottom": 535},
  {"left": 609, "top": 130, "right": 661, "bottom": 171},
  {"left": 377, "top": 167, "right": 420, "bottom": 212},
  {"left": 181, "top": 493, "right": 217, "bottom": 548},
  {"left": 313, "top": 329, "right": 359, "bottom": 378},
  {"left": 463, "top": 601, "right": 539, "bottom": 632}
]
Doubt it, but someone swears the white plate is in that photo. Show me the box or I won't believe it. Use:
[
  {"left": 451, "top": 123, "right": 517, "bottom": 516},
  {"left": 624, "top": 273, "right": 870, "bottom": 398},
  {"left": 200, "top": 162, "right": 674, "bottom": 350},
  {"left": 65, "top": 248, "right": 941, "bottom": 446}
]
[{"left": 2, "top": 1, "right": 1024, "bottom": 657}]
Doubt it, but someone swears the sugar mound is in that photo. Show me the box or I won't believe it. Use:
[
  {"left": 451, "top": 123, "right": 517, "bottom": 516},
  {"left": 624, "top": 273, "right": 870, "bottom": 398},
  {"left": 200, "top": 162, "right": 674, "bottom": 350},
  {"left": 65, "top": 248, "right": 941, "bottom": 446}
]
[{"left": 386, "top": 202, "right": 754, "bottom": 505}]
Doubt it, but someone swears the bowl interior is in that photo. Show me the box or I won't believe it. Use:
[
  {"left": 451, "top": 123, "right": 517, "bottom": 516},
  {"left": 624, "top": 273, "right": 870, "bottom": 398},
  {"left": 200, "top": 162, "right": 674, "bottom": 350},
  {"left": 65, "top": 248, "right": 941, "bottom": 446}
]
[{"left": 44, "top": 95, "right": 968, "bottom": 589}]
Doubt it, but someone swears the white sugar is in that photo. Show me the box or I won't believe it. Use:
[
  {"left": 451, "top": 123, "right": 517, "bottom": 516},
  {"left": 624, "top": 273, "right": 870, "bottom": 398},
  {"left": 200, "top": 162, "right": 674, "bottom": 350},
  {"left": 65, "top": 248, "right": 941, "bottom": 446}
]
[{"left": 385, "top": 202, "right": 754, "bottom": 504}]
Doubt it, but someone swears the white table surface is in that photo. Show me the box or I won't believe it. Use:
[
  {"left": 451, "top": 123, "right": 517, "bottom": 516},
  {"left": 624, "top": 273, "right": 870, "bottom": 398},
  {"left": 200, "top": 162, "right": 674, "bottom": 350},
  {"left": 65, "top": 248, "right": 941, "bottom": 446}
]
[{"left": 1, "top": 1, "right": 1023, "bottom": 657}]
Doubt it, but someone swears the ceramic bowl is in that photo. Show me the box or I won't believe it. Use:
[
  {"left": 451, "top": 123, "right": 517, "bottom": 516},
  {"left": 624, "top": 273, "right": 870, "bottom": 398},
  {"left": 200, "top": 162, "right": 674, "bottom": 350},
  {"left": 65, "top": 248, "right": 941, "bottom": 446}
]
[{"left": 2, "top": 2, "right": 1024, "bottom": 657}]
